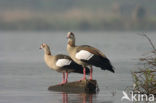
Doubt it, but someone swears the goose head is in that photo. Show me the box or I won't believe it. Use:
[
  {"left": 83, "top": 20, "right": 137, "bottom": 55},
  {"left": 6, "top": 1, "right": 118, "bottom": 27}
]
[
  {"left": 67, "top": 32, "right": 75, "bottom": 39},
  {"left": 40, "top": 43, "right": 51, "bottom": 55},
  {"left": 67, "top": 32, "right": 75, "bottom": 46}
]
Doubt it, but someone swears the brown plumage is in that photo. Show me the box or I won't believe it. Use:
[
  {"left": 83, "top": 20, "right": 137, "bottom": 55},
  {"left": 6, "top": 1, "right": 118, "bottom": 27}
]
[
  {"left": 76, "top": 45, "right": 107, "bottom": 58},
  {"left": 40, "top": 43, "right": 90, "bottom": 84},
  {"left": 66, "top": 32, "right": 115, "bottom": 80}
]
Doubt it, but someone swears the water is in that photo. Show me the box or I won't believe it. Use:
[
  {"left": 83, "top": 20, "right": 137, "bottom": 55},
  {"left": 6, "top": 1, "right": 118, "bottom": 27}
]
[{"left": 0, "top": 31, "right": 156, "bottom": 103}]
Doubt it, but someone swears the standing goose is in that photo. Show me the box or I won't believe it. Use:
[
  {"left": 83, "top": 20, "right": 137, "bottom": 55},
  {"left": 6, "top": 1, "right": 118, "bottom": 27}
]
[
  {"left": 66, "top": 32, "right": 115, "bottom": 80},
  {"left": 40, "top": 43, "right": 90, "bottom": 84}
]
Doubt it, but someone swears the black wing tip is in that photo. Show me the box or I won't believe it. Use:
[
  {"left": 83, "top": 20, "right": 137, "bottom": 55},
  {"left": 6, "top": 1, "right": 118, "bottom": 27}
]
[
  {"left": 101, "top": 57, "right": 115, "bottom": 73},
  {"left": 101, "top": 65, "right": 115, "bottom": 73},
  {"left": 110, "top": 68, "right": 115, "bottom": 73},
  {"left": 111, "top": 66, "right": 116, "bottom": 73},
  {"left": 102, "top": 68, "right": 115, "bottom": 73}
]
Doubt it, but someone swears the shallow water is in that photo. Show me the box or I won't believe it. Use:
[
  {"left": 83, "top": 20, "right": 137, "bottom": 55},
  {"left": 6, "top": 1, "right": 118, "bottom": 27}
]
[{"left": 0, "top": 31, "right": 156, "bottom": 103}]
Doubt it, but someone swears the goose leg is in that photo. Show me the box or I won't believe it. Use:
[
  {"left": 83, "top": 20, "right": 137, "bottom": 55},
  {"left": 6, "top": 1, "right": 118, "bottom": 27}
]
[
  {"left": 65, "top": 72, "right": 68, "bottom": 83},
  {"left": 89, "top": 66, "right": 93, "bottom": 80},
  {"left": 81, "top": 67, "right": 86, "bottom": 80}
]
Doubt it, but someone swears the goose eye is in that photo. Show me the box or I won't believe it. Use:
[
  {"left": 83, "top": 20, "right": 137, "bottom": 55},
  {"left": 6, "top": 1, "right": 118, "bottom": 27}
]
[
  {"left": 67, "top": 32, "right": 73, "bottom": 38},
  {"left": 70, "top": 34, "right": 72, "bottom": 37},
  {"left": 70, "top": 34, "right": 74, "bottom": 38},
  {"left": 42, "top": 44, "right": 45, "bottom": 47}
]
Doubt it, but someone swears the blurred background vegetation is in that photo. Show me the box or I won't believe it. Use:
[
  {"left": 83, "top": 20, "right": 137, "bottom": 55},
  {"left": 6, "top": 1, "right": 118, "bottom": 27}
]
[{"left": 0, "top": 0, "right": 156, "bottom": 31}]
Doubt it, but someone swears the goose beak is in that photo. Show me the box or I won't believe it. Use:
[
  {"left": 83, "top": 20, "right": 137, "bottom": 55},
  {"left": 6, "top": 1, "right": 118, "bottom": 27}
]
[
  {"left": 40, "top": 44, "right": 43, "bottom": 49},
  {"left": 66, "top": 32, "right": 70, "bottom": 39}
]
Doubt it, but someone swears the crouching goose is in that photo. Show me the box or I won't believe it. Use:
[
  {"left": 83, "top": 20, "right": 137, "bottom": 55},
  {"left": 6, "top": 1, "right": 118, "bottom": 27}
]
[
  {"left": 66, "top": 32, "right": 115, "bottom": 80},
  {"left": 40, "top": 43, "right": 90, "bottom": 84}
]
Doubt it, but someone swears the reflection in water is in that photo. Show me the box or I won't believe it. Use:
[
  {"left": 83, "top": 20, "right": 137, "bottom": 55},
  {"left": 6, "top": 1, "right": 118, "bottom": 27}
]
[
  {"left": 62, "top": 92, "right": 94, "bottom": 103},
  {"left": 60, "top": 92, "right": 114, "bottom": 103},
  {"left": 62, "top": 93, "right": 68, "bottom": 103},
  {"left": 81, "top": 93, "right": 93, "bottom": 103}
]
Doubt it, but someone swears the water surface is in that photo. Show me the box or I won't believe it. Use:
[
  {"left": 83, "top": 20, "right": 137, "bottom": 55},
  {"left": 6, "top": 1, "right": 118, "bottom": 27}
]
[{"left": 1, "top": 31, "right": 156, "bottom": 103}]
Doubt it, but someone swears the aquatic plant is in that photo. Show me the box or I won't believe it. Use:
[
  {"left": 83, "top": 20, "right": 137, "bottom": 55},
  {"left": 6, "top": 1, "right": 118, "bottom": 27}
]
[{"left": 132, "top": 33, "right": 156, "bottom": 95}]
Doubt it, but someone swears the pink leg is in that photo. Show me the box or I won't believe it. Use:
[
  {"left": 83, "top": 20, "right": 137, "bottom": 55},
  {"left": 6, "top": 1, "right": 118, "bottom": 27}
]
[
  {"left": 65, "top": 72, "right": 68, "bottom": 83},
  {"left": 81, "top": 67, "right": 86, "bottom": 80},
  {"left": 89, "top": 66, "right": 93, "bottom": 80}
]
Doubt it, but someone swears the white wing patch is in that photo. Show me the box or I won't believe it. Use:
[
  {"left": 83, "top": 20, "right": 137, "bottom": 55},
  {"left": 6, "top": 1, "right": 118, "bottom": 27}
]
[
  {"left": 56, "top": 59, "right": 72, "bottom": 67},
  {"left": 76, "top": 50, "right": 94, "bottom": 60}
]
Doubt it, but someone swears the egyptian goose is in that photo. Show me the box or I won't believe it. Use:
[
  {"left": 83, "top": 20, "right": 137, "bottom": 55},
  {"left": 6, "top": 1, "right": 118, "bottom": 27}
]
[
  {"left": 40, "top": 43, "right": 90, "bottom": 84},
  {"left": 66, "top": 32, "right": 115, "bottom": 80}
]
